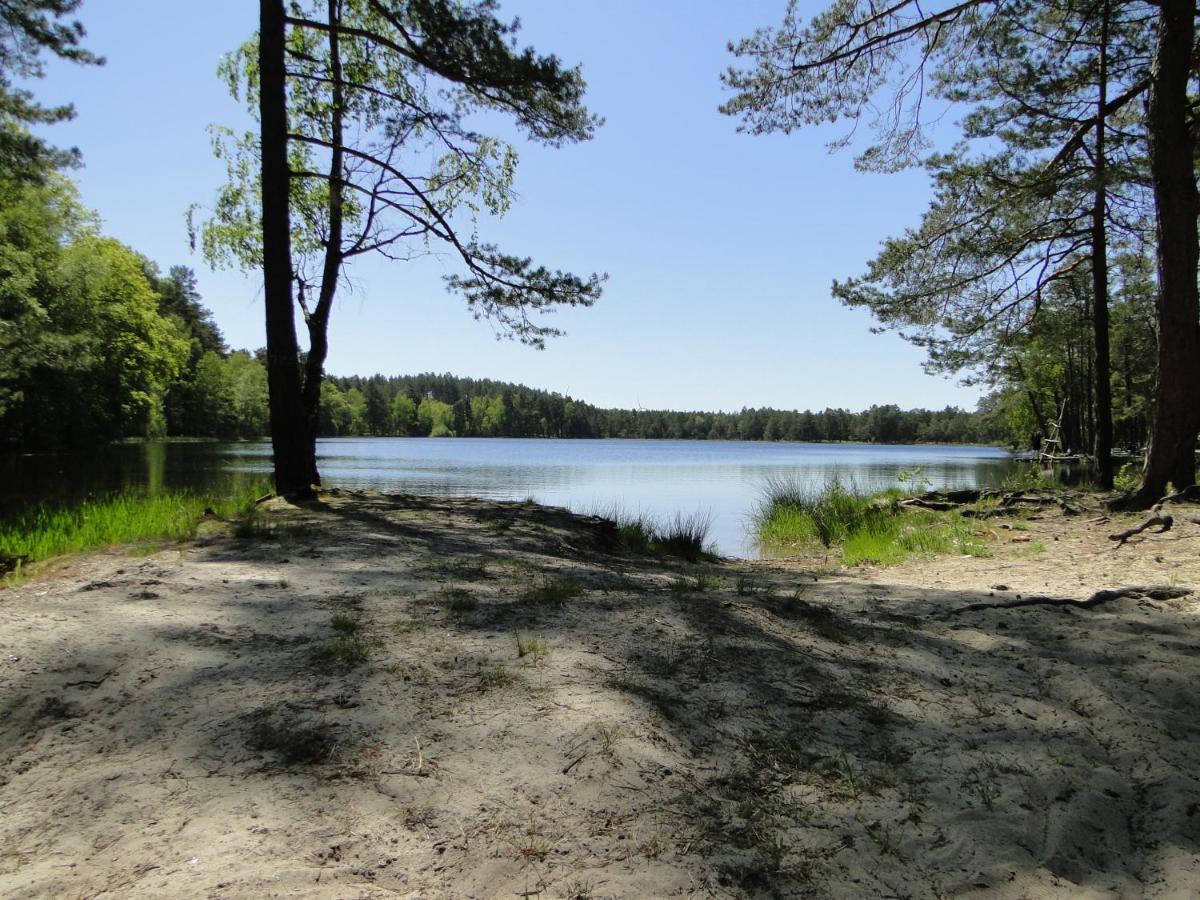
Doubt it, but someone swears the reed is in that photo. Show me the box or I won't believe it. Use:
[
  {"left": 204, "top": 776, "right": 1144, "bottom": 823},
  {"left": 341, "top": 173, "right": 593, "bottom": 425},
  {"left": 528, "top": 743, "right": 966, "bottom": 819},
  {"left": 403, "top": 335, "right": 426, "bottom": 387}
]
[
  {"left": 0, "top": 482, "right": 268, "bottom": 574},
  {"left": 755, "top": 475, "right": 986, "bottom": 565},
  {"left": 591, "top": 503, "right": 715, "bottom": 562}
]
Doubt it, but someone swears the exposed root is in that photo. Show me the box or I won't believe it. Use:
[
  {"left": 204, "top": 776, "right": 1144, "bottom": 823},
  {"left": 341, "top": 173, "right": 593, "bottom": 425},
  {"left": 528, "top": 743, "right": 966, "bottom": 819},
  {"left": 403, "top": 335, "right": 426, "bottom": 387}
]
[
  {"left": 946, "top": 585, "right": 1192, "bottom": 616},
  {"left": 1109, "top": 508, "right": 1173, "bottom": 546}
]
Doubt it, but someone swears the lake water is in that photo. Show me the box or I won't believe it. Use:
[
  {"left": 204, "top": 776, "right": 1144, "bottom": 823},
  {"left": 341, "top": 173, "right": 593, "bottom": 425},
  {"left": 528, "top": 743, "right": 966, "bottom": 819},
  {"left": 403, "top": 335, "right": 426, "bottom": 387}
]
[{"left": 2, "top": 438, "right": 1015, "bottom": 557}]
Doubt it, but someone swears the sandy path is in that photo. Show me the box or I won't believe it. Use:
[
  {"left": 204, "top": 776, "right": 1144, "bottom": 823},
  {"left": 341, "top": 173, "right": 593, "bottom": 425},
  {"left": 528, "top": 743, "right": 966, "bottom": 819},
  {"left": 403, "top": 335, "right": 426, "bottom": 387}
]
[{"left": 1, "top": 492, "right": 1198, "bottom": 898}]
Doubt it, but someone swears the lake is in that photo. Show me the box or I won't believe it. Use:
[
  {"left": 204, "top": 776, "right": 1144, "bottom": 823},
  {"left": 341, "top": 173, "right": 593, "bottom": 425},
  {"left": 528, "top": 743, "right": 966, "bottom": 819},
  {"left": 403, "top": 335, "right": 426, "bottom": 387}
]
[{"left": 1, "top": 438, "right": 1015, "bottom": 557}]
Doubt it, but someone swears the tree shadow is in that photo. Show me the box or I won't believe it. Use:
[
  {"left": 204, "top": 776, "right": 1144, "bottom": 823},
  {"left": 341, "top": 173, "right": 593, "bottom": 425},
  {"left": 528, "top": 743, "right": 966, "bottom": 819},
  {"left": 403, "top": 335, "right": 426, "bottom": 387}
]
[{"left": 1, "top": 494, "right": 1197, "bottom": 897}]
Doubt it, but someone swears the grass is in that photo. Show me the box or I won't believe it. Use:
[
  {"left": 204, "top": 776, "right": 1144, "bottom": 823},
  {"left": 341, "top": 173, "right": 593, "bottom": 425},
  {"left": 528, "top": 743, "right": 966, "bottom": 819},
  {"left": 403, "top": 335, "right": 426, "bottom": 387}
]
[
  {"left": 591, "top": 504, "right": 716, "bottom": 562},
  {"left": 0, "top": 482, "right": 269, "bottom": 576},
  {"left": 754, "top": 475, "right": 988, "bottom": 566},
  {"left": 313, "top": 613, "right": 380, "bottom": 671},
  {"left": 521, "top": 576, "right": 585, "bottom": 606},
  {"left": 435, "top": 587, "right": 480, "bottom": 614},
  {"left": 478, "top": 662, "right": 515, "bottom": 689},
  {"left": 515, "top": 632, "right": 549, "bottom": 659},
  {"left": 669, "top": 573, "right": 720, "bottom": 594}
]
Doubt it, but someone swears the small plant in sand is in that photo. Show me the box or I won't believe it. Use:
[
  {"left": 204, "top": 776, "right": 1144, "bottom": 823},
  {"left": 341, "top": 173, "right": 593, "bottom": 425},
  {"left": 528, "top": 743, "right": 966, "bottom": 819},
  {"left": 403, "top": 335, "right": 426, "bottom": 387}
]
[
  {"left": 312, "top": 635, "right": 375, "bottom": 670},
  {"left": 514, "top": 632, "right": 549, "bottom": 660},
  {"left": 390, "top": 613, "right": 429, "bottom": 634},
  {"left": 562, "top": 877, "right": 598, "bottom": 900},
  {"left": 735, "top": 575, "right": 769, "bottom": 596},
  {"left": 669, "top": 573, "right": 720, "bottom": 594},
  {"left": 436, "top": 587, "right": 480, "bottom": 614},
  {"left": 478, "top": 662, "right": 515, "bottom": 689},
  {"left": 426, "top": 556, "right": 489, "bottom": 580},
  {"left": 313, "top": 614, "right": 380, "bottom": 671},
  {"left": 400, "top": 802, "right": 438, "bottom": 829},
  {"left": 521, "top": 576, "right": 585, "bottom": 606}
]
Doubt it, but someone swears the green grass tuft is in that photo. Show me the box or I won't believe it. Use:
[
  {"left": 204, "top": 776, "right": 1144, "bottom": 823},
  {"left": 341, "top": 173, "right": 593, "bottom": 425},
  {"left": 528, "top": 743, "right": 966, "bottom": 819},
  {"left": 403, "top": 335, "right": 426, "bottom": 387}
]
[
  {"left": 522, "top": 576, "right": 585, "bottom": 606},
  {"left": 0, "top": 482, "right": 269, "bottom": 574},
  {"left": 755, "top": 475, "right": 988, "bottom": 566},
  {"left": 592, "top": 504, "right": 716, "bottom": 562}
]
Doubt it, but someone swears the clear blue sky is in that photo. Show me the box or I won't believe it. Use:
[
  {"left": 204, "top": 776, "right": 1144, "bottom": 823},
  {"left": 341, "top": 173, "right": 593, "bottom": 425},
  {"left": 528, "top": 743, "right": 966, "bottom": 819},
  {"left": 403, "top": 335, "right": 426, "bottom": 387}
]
[{"left": 33, "top": 0, "right": 983, "bottom": 413}]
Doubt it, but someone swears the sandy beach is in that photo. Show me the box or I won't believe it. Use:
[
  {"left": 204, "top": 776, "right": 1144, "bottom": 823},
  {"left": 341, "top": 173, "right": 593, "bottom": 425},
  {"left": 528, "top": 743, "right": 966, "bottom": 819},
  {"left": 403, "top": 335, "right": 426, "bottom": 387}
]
[{"left": 2, "top": 490, "right": 1198, "bottom": 898}]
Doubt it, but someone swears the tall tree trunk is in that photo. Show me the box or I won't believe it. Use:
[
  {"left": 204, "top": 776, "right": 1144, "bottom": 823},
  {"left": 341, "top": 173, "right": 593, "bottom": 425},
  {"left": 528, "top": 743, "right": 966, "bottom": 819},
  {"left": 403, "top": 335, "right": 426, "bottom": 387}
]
[
  {"left": 1131, "top": 0, "right": 1200, "bottom": 505},
  {"left": 260, "top": 0, "right": 315, "bottom": 498},
  {"left": 1091, "top": 0, "right": 1113, "bottom": 488},
  {"left": 299, "top": 0, "right": 345, "bottom": 471}
]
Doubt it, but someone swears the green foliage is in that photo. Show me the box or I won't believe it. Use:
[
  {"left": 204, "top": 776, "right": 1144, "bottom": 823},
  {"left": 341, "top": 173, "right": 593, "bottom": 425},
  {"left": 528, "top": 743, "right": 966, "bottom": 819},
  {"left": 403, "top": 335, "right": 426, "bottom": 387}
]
[
  {"left": 0, "top": 482, "right": 267, "bottom": 569},
  {"left": 0, "top": 0, "right": 103, "bottom": 179},
  {"left": 195, "top": 0, "right": 604, "bottom": 397},
  {"left": 723, "top": 1, "right": 1163, "bottom": 463},
  {"left": 755, "top": 476, "right": 987, "bottom": 565},
  {"left": 1114, "top": 460, "right": 1143, "bottom": 494},
  {"left": 0, "top": 175, "right": 195, "bottom": 448}
]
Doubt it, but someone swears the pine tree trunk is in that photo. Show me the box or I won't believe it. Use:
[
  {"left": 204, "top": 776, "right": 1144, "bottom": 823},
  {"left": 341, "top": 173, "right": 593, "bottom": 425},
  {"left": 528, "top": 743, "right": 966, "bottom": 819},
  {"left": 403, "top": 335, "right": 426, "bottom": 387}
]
[
  {"left": 260, "top": 0, "right": 316, "bottom": 498},
  {"left": 1132, "top": 0, "right": 1200, "bottom": 505},
  {"left": 1091, "top": 4, "right": 1113, "bottom": 488}
]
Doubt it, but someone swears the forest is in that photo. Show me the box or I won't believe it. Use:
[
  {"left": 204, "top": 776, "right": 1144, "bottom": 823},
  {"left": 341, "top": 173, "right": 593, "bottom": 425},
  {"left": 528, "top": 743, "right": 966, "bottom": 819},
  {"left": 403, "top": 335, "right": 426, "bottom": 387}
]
[{"left": 0, "top": 175, "right": 999, "bottom": 449}]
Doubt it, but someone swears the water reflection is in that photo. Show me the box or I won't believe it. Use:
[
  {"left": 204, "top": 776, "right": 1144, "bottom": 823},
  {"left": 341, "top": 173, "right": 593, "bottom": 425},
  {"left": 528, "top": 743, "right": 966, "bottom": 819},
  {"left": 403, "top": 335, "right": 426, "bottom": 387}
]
[{"left": 1, "top": 438, "right": 1015, "bottom": 557}]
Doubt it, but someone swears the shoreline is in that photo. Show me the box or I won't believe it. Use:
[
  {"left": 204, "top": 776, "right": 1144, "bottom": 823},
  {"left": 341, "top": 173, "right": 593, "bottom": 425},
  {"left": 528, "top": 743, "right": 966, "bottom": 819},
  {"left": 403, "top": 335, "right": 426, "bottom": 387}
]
[{"left": 2, "top": 490, "right": 1198, "bottom": 897}]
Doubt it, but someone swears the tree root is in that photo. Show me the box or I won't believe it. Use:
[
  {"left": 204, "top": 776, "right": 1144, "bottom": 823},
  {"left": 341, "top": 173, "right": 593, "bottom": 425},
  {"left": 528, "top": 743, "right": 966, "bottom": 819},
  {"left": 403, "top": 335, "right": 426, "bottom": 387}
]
[
  {"left": 947, "top": 585, "right": 1192, "bottom": 616},
  {"left": 1159, "top": 485, "right": 1200, "bottom": 505},
  {"left": 1109, "top": 507, "right": 1173, "bottom": 546}
]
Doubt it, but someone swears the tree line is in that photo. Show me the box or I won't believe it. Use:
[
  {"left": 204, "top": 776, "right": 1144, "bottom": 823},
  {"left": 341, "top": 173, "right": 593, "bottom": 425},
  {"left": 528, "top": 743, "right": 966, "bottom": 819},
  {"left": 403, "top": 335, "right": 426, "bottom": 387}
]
[{"left": 320, "top": 372, "right": 1001, "bottom": 444}]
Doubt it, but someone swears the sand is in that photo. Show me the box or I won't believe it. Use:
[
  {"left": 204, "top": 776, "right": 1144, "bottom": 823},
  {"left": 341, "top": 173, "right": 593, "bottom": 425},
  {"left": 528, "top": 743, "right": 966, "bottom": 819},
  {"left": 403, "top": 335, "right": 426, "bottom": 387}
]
[{"left": 1, "top": 490, "right": 1198, "bottom": 898}]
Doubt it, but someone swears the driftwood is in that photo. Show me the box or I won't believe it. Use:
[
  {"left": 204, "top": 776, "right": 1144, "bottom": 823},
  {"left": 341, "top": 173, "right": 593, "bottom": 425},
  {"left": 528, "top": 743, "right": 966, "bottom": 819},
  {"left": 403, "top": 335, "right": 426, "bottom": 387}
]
[
  {"left": 1109, "top": 507, "right": 1173, "bottom": 546},
  {"left": 947, "top": 585, "right": 1192, "bottom": 616}
]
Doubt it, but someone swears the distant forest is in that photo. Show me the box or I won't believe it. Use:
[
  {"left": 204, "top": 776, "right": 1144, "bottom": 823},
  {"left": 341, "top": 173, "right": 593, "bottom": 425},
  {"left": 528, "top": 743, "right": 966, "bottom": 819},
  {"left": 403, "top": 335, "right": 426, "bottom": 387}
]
[{"left": 321, "top": 372, "right": 1002, "bottom": 446}]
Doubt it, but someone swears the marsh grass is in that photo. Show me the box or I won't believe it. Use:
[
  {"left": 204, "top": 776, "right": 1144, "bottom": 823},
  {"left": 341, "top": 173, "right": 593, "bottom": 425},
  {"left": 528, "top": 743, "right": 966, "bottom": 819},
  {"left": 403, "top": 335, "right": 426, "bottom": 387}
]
[
  {"left": 0, "top": 483, "right": 268, "bottom": 574},
  {"left": 590, "top": 504, "right": 716, "bottom": 562},
  {"left": 755, "top": 475, "right": 988, "bottom": 565}
]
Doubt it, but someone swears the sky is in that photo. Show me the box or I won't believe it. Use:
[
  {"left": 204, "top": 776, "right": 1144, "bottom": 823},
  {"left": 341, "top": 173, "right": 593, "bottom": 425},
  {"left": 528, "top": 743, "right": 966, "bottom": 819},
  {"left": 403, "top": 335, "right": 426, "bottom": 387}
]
[{"left": 30, "top": 0, "right": 985, "bottom": 414}]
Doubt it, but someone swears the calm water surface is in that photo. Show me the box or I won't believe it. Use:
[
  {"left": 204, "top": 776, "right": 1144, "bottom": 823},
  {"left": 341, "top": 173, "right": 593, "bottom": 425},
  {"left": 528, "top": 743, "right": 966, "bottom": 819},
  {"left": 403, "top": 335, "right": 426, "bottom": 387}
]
[{"left": 2, "top": 438, "right": 1015, "bottom": 557}]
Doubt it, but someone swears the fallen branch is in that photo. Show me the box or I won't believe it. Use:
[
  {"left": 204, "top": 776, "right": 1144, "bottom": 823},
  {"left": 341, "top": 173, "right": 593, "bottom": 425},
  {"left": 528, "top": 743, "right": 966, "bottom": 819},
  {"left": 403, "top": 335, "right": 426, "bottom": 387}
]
[
  {"left": 947, "top": 585, "right": 1192, "bottom": 616},
  {"left": 1109, "top": 507, "right": 1172, "bottom": 546}
]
